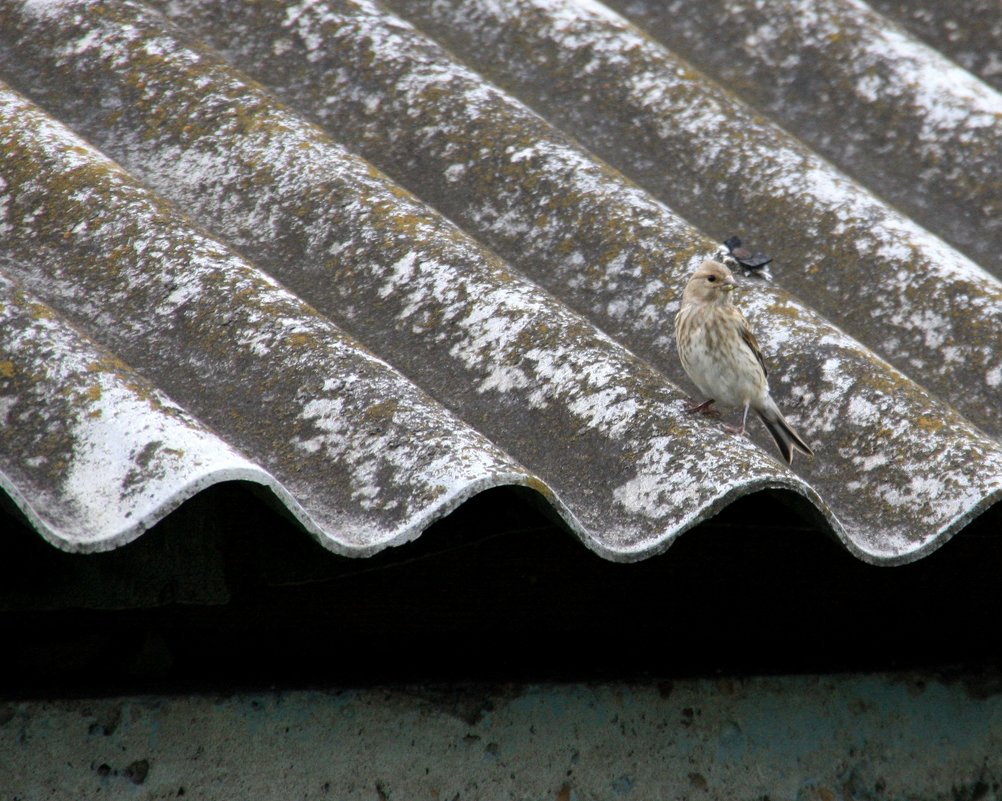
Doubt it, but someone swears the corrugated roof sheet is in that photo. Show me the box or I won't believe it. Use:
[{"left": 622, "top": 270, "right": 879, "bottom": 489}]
[{"left": 0, "top": 0, "right": 999, "bottom": 565}]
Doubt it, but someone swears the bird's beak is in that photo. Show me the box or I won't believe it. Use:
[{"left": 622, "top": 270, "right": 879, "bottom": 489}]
[{"left": 722, "top": 279, "right": 736, "bottom": 293}]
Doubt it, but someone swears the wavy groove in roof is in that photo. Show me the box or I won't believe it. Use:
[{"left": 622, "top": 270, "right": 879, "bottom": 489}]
[{"left": 0, "top": 0, "right": 999, "bottom": 564}]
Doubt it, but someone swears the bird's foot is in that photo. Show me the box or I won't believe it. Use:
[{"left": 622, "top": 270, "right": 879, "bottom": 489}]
[
  {"left": 685, "top": 399, "right": 720, "bottom": 417},
  {"left": 723, "top": 422, "right": 749, "bottom": 437}
]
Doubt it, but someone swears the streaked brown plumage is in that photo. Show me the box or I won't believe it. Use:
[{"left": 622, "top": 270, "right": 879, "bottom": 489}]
[{"left": 674, "top": 259, "right": 813, "bottom": 464}]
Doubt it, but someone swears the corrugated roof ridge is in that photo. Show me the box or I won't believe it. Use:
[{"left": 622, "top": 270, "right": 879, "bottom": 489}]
[
  {"left": 0, "top": 271, "right": 272, "bottom": 552},
  {"left": 865, "top": 0, "right": 1002, "bottom": 96},
  {"left": 124, "top": 0, "right": 1002, "bottom": 562},
  {"left": 0, "top": 0, "right": 824, "bottom": 562},
  {"left": 608, "top": 0, "right": 1002, "bottom": 279},
  {"left": 375, "top": 0, "right": 1002, "bottom": 438},
  {"left": 0, "top": 81, "right": 537, "bottom": 555},
  {"left": 0, "top": 0, "right": 997, "bottom": 565}
]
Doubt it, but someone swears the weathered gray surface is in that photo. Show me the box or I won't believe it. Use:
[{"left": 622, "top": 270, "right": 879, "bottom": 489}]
[
  {"left": 0, "top": 9, "right": 809, "bottom": 563},
  {"left": 0, "top": 273, "right": 263, "bottom": 551},
  {"left": 610, "top": 0, "right": 1002, "bottom": 280},
  {"left": 376, "top": 0, "right": 1002, "bottom": 437},
  {"left": 0, "top": 82, "right": 535, "bottom": 556},
  {"left": 0, "top": 0, "right": 999, "bottom": 563},
  {"left": 3, "top": 675, "right": 1001, "bottom": 799},
  {"left": 867, "top": 0, "right": 1002, "bottom": 94}
]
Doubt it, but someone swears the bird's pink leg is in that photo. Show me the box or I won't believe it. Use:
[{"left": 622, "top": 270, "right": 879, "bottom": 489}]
[{"left": 724, "top": 403, "right": 751, "bottom": 436}]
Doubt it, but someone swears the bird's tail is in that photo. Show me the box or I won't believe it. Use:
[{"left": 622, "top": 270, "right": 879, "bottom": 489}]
[{"left": 756, "top": 397, "right": 814, "bottom": 465}]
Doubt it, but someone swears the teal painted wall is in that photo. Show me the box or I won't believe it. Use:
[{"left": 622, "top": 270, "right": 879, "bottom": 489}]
[{"left": 3, "top": 673, "right": 1000, "bottom": 799}]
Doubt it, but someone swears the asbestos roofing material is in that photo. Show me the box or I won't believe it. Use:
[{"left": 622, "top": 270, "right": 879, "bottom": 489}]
[
  {"left": 0, "top": 82, "right": 535, "bottom": 556},
  {"left": 0, "top": 0, "right": 999, "bottom": 564},
  {"left": 0, "top": 274, "right": 263, "bottom": 550},
  {"left": 607, "top": 0, "right": 1002, "bottom": 280},
  {"left": 865, "top": 0, "right": 1002, "bottom": 95},
  {"left": 374, "top": 0, "right": 1002, "bottom": 438}
]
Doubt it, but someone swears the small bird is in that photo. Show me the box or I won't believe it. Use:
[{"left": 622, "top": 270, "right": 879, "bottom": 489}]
[
  {"left": 674, "top": 259, "right": 813, "bottom": 464},
  {"left": 722, "top": 235, "right": 773, "bottom": 273}
]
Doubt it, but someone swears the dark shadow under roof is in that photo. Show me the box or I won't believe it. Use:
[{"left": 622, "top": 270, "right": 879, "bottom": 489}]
[{"left": 3, "top": 479, "right": 1002, "bottom": 692}]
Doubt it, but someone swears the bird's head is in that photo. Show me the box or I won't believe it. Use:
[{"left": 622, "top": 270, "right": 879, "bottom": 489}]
[{"left": 682, "top": 259, "right": 738, "bottom": 305}]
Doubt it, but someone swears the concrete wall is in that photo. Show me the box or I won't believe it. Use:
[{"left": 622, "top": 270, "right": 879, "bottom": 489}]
[{"left": 4, "top": 673, "right": 1000, "bottom": 800}]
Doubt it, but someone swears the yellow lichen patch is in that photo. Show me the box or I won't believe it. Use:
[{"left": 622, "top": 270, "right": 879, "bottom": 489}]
[
  {"left": 522, "top": 474, "right": 554, "bottom": 500},
  {"left": 122, "top": 378, "right": 163, "bottom": 409},
  {"left": 916, "top": 415, "right": 945, "bottom": 433},
  {"left": 0, "top": 361, "right": 15, "bottom": 378},
  {"left": 648, "top": 284, "right": 677, "bottom": 309},
  {"left": 766, "top": 300, "right": 802, "bottom": 320},
  {"left": 408, "top": 306, "right": 446, "bottom": 335},
  {"left": 861, "top": 362, "right": 920, "bottom": 397},
  {"left": 87, "top": 355, "right": 130, "bottom": 374},
  {"left": 364, "top": 398, "right": 399, "bottom": 422},
  {"left": 29, "top": 303, "right": 56, "bottom": 321},
  {"left": 286, "top": 331, "right": 317, "bottom": 349},
  {"left": 386, "top": 210, "right": 432, "bottom": 240}
]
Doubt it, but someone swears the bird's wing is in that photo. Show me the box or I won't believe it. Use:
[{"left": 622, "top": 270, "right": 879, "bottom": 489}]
[{"left": 737, "top": 313, "right": 768, "bottom": 378}]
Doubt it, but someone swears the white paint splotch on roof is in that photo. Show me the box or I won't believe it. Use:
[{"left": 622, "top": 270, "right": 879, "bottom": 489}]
[{"left": 0, "top": 0, "right": 999, "bottom": 564}]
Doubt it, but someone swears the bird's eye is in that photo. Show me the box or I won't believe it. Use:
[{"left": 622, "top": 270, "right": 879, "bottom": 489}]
[{"left": 707, "top": 275, "right": 717, "bottom": 283}]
